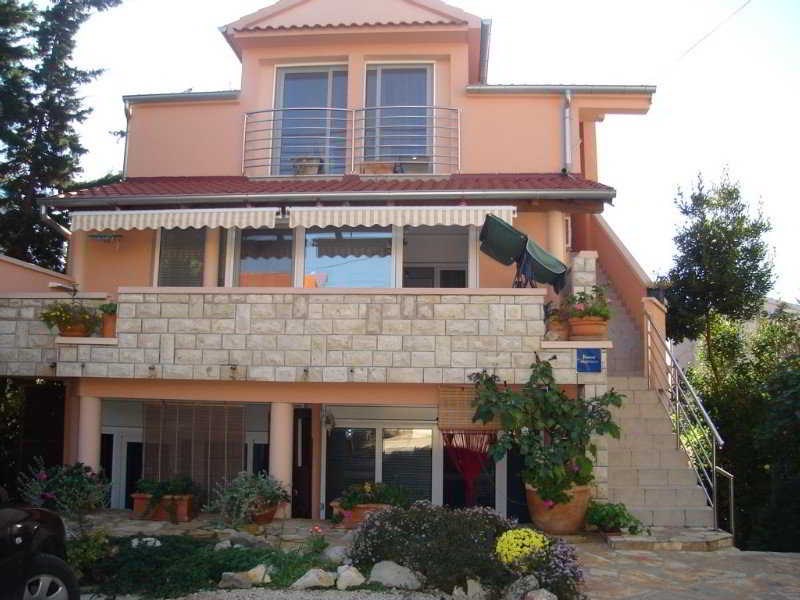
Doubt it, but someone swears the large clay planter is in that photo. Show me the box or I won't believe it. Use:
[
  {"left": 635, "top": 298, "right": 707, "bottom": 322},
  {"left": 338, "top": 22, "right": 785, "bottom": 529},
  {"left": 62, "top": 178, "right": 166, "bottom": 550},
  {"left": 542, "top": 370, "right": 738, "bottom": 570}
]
[
  {"left": 568, "top": 317, "right": 608, "bottom": 341},
  {"left": 131, "top": 493, "right": 194, "bottom": 523},
  {"left": 101, "top": 314, "right": 117, "bottom": 337},
  {"left": 251, "top": 504, "right": 279, "bottom": 525},
  {"left": 58, "top": 323, "right": 90, "bottom": 337},
  {"left": 525, "top": 484, "right": 592, "bottom": 535},
  {"left": 545, "top": 319, "right": 569, "bottom": 341}
]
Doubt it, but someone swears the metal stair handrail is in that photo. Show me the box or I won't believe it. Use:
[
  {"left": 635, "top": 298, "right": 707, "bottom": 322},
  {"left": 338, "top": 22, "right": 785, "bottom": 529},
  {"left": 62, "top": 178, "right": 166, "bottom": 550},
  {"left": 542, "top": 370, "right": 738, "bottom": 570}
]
[{"left": 644, "top": 313, "right": 735, "bottom": 536}]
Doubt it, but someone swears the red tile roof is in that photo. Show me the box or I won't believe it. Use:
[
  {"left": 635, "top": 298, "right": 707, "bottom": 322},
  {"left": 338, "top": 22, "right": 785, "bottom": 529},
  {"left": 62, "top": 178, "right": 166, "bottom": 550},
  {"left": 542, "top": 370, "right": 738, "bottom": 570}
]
[{"left": 60, "top": 174, "right": 613, "bottom": 202}]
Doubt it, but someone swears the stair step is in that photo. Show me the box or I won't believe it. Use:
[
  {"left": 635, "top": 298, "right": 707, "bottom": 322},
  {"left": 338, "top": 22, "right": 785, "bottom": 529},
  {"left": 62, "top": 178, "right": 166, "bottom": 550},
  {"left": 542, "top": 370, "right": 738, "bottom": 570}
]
[
  {"left": 608, "top": 467, "right": 698, "bottom": 488},
  {"left": 629, "top": 506, "right": 714, "bottom": 528},
  {"left": 606, "top": 527, "right": 734, "bottom": 551},
  {"left": 607, "top": 376, "right": 649, "bottom": 390},
  {"left": 616, "top": 418, "right": 675, "bottom": 435},
  {"left": 609, "top": 432, "right": 679, "bottom": 449}
]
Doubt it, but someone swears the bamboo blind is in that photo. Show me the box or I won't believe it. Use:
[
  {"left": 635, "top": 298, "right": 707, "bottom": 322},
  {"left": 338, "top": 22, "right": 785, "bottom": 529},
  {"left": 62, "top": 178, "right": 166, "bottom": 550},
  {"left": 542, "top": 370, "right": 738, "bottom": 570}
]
[{"left": 437, "top": 386, "right": 499, "bottom": 431}]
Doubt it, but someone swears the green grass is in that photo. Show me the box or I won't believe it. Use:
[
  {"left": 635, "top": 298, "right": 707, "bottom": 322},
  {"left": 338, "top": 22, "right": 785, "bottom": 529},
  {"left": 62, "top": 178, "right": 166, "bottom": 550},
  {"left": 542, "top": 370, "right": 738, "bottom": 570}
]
[{"left": 91, "top": 535, "right": 334, "bottom": 598}]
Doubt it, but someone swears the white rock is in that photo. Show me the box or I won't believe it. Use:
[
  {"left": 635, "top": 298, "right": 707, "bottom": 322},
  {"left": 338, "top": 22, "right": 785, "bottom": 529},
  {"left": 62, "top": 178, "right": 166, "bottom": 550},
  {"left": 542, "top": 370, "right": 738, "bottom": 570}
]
[
  {"left": 525, "top": 591, "right": 557, "bottom": 600},
  {"left": 245, "top": 563, "right": 272, "bottom": 584},
  {"left": 368, "top": 560, "right": 422, "bottom": 590},
  {"left": 218, "top": 572, "right": 252, "bottom": 589},
  {"left": 291, "top": 568, "right": 337, "bottom": 589},
  {"left": 322, "top": 544, "right": 349, "bottom": 564},
  {"left": 503, "top": 576, "right": 540, "bottom": 600},
  {"left": 214, "top": 540, "right": 232, "bottom": 551},
  {"left": 336, "top": 566, "right": 366, "bottom": 590},
  {"left": 131, "top": 537, "right": 162, "bottom": 548},
  {"left": 454, "top": 579, "right": 488, "bottom": 600}
]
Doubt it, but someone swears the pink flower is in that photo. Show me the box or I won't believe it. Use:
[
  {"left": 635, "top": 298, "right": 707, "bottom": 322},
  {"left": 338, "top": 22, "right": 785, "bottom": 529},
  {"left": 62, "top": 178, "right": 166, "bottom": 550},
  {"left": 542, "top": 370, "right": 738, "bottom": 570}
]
[
  {"left": 41, "top": 492, "right": 56, "bottom": 501},
  {"left": 570, "top": 462, "right": 580, "bottom": 473},
  {"left": 542, "top": 499, "right": 555, "bottom": 509},
  {"left": 36, "top": 471, "right": 48, "bottom": 481},
  {"left": 574, "top": 303, "right": 586, "bottom": 312}
]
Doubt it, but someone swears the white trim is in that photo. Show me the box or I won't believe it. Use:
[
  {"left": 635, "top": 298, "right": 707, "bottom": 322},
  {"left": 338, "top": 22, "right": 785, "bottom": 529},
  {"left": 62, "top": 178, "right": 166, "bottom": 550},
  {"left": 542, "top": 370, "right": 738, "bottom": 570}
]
[
  {"left": 102, "top": 426, "right": 142, "bottom": 510},
  {"left": 468, "top": 225, "right": 480, "bottom": 289},
  {"left": 55, "top": 337, "right": 118, "bottom": 346},
  {"left": 319, "top": 408, "right": 328, "bottom": 519},
  {"left": 224, "top": 228, "right": 237, "bottom": 287},
  {"left": 292, "top": 226, "right": 306, "bottom": 287},
  {"left": 0, "top": 254, "right": 74, "bottom": 282},
  {"left": 391, "top": 225, "right": 403, "bottom": 288}
]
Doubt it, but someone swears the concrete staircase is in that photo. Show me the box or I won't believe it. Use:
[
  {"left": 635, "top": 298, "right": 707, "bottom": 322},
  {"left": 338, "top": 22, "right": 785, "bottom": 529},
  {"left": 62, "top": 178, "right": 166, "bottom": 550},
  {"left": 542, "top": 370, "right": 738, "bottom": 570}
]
[
  {"left": 606, "top": 375, "right": 714, "bottom": 528},
  {"left": 597, "top": 268, "right": 643, "bottom": 376}
]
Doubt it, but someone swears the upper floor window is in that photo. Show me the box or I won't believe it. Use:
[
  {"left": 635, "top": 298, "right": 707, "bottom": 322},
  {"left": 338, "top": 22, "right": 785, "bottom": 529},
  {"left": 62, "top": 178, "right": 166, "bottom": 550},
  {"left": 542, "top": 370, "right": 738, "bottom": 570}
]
[
  {"left": 157, "top": 229, "right": 205, "bottom": 287},
  {"left": 274, "top": 67, "right": 348, "bottom": 176},
  {"left": 304, "top": 227, "right": 392, "bottom": 288},
  {"left": 364, "top": 65, "right": 432, "bottom": 174}
]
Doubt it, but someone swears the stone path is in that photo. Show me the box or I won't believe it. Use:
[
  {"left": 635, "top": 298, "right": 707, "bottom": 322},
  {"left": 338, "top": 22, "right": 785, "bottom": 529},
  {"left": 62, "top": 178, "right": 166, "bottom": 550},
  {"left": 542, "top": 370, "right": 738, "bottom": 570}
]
[{"left": 578, "top": 539, "right": 800, "bottom": 599}]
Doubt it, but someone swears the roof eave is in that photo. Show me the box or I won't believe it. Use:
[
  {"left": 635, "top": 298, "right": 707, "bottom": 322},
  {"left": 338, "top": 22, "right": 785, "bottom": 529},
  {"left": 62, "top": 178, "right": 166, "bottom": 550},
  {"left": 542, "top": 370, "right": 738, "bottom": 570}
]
[
  {"left": 123, "top": 90, "right": 241, "bottom": 105},
  {"left": 466, "top": 84, "right": 657, "bottom": 95},
  {"left": 50, "top": 188, "right": 616, "bottom": 209}
]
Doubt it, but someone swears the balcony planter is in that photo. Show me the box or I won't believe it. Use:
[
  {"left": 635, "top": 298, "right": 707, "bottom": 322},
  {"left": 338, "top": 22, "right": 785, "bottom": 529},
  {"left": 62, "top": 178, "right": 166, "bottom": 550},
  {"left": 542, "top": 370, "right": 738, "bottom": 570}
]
[
  {"left": 291, "top": 156, "right": 323, "bottom": 176},
  {"left": 332, "top": 482, "right": 408, "bottom": 528},
  {"left": 99, "top": 302, "right": 117, "bottom": 338},
  {"left": 568, "top": 316, "right": 608, "bottom": 340},
  {"left": 131, "top": 493, "right": 194, "bottom": 523},
  {"left": 525, "top": 484, "right": 592, "bottom": 535},
  {"left": 360, "top": 161, "right": 395, "bottom": 175},
  {"left": 40, "top": 300, "right": 100, "bottom": 338}
]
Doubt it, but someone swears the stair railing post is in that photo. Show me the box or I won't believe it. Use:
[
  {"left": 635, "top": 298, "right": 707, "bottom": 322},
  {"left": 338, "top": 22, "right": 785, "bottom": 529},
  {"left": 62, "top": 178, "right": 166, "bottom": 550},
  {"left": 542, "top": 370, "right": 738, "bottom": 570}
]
[{"left": 712, "top": 441, "right": 719, "bottom": 530}]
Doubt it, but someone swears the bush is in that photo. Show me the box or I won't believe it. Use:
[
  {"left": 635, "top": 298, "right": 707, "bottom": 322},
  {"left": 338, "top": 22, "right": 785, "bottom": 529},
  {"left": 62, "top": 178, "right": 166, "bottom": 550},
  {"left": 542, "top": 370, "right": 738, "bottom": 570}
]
[
  {"left": 18, "top": 458, "right": 109, "bottom": 527},
  {"left": 350, "top": 501, "right": 515, "bottom": 592},
  {"left": 205, "top": 471, "right": 290, "bottom": 526},
  {"left": 92, "top": 535, "right": 332, "bottom": 598},
  {"left": 585, "top": 501, "right": 645, "bottom": 535},
  {"left": 66, "top": 529, "right": 110, "bottom": 581}
]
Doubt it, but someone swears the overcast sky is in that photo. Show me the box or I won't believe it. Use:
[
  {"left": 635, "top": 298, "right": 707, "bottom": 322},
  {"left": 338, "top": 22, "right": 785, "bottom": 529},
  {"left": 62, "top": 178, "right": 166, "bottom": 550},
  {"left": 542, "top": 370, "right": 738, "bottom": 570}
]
[{"left": 72, "top": 0, "right": 799, "bottom": 301}]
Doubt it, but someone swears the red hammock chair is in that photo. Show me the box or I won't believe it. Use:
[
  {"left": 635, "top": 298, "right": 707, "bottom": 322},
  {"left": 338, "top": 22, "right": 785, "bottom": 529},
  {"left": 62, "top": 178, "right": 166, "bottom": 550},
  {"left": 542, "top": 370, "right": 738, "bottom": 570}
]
[{"left": 441, "top": 430, "right": 495, "bottom": 507}]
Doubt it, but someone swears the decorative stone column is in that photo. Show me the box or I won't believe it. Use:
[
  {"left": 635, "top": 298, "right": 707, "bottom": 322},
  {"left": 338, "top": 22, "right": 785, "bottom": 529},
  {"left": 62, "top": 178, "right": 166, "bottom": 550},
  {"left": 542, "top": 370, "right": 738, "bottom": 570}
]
[
  {"left": 269, "top": 402, "right": 294, "bottom": 518},
  {"left": 76, "top": 396, "right": 102, "bottom": 471},
  {"left": 547, "top": 210, "right": 567, "bottom": 263}
]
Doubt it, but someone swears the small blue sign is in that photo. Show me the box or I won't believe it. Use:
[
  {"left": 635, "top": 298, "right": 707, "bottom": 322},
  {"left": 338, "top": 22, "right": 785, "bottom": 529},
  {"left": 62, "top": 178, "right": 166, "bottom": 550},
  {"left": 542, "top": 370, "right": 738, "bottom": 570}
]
[{"left": 576, "top": 348, "right": 602, "bottom": 373}]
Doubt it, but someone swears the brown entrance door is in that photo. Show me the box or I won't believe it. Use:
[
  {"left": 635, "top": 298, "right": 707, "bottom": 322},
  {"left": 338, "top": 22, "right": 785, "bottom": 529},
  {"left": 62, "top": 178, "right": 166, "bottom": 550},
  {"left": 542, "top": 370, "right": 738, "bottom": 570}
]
[{"left": 292, "top": 408, "right": 313, "bottom": 518}]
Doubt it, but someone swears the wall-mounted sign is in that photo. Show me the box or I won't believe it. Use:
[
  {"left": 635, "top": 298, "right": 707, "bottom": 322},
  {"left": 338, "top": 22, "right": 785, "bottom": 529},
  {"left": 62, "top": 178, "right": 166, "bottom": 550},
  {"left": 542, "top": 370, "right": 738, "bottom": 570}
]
[{"left": 576, "top": 348, "right": 602, "bottom": 373}]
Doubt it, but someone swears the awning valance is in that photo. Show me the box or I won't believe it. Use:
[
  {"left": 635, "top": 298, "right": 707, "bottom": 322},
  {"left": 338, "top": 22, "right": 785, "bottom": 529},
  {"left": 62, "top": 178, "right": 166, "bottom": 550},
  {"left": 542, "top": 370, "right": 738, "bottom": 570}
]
[
  {"left": 71, "top": 207, "right": 279, "bottom": 232},
  {"left": 288, "top": 205, "right": 517, "bottom": 229}
]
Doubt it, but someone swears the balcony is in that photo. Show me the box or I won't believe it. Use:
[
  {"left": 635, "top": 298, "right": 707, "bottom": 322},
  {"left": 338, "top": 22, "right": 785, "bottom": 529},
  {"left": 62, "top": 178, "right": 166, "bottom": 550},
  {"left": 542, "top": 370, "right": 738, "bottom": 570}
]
[{"left": 242, "top": 106, "right": 460, "bottom": 178}]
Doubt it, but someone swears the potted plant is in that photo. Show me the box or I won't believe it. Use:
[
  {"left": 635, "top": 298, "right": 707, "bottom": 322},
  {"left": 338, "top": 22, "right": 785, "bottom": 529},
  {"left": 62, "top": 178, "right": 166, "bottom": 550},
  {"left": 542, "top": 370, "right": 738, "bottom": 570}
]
[
  {"left": 331, "top": 482, "right": 408, "bottom": 528},
  {"left": 131, "top": 476, "right": 197, "bottom": 523},
  {"left": 585, "top": 501, "right": 647, "bottom": 539},
  {"left": 40, "top": 301, "right": 101, "bottom": 337},
  {"left": 98, "top": 302, "right": 117, "bottom": 337},
  {"left": 472, "top": 356, "right": 623, "bottom": 534},
  {"left": 544, "top": 301, "right": 569, "bottom": 341},
  {"left": 562, "top": 285, "right": 611, "bottom": 340},
  {"left": 205, "top": 471, "right": 290, "bottom": 527},
  {"left": 291, "top": 156, "right": 324, "bottom": 175}
]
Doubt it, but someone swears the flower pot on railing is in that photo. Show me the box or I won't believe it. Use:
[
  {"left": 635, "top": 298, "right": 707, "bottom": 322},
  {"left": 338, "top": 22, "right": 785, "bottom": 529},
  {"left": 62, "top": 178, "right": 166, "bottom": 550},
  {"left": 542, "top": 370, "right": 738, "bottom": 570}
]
[
  {"left": 291, "top": 156, "right": 324, "bottom": 175},
  {"left": 360, "top": 161, "right": 395, "bottom": 175}
]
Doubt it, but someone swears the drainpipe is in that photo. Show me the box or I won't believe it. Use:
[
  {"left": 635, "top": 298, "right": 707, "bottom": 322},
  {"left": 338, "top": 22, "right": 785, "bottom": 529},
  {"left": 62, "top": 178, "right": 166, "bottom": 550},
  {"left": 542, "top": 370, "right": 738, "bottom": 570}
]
[
  {"left": 40, "top": 205, "right": 71, "bottom": 239},
  {"left": 562, "top": 89, "right": 572, "bottom": 173}
]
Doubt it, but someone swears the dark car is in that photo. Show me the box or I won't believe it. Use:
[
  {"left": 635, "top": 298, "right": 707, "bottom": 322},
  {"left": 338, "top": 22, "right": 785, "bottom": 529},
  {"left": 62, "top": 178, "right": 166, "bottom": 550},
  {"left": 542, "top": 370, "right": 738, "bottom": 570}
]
[{"left": 0, "top": 486, "right": 79, "bottom": 600}]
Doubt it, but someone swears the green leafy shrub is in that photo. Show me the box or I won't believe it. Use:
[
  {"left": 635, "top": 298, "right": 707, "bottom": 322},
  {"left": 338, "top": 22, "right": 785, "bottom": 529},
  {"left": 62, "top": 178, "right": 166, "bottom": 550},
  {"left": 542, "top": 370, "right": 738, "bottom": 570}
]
[
  {"left": 97, "top": 302, "right": 117, "bottom": 316},
  {"left": 92, "top": 535, "right": 331, "bottom": 598},
  {"left": 66, "top": 529, "right": 110, "bottom": 580},
  {"left": 585, "top": 501, "right": 645, "bottom": 534},
  {"left": 350, "top": 501, "right": 515, "bottom": 592},
  {"left": 40, "top": 301, "right": 100, "bottom": 334},
  {"left": 18, "top": 458, "right": 109, "bottom": 527},
  {"left": 562, "top": 286, "right": 611, "bottom": 320},
  {"left": 472, "top": 356, "right": 622, "bottom": 504},
  {"left": 205, "top": 471, "right": 290, "bottom": 526},
  {"left": 338, "top": 481, "right": 409, "bottom": 510}
]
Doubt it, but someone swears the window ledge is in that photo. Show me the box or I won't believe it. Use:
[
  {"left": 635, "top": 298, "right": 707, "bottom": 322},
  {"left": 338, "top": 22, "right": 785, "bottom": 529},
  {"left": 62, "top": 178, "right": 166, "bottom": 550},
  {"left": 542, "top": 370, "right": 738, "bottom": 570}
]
[
  {"left": 55, "top": 337, "right": 118, "bottom": 346},
  {"left": 541, "top": 340, "right": 613, "bottom": 349}
]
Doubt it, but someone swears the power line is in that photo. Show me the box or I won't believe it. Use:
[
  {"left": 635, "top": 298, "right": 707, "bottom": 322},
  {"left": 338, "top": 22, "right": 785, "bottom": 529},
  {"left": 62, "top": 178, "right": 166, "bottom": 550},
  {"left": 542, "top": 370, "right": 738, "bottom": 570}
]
[{"left": 677, "top": 0, "right": 753, "bottom": 62}]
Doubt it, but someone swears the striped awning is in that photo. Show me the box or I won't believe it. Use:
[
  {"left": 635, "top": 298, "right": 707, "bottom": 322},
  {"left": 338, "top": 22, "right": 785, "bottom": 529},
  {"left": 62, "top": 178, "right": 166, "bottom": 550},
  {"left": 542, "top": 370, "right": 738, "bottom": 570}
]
[
  {"left": 288, "top": 205, "right": 517, "bottom": 229},
  {"left": 71, "top": 207, "right": 279, "bottom": 232}
]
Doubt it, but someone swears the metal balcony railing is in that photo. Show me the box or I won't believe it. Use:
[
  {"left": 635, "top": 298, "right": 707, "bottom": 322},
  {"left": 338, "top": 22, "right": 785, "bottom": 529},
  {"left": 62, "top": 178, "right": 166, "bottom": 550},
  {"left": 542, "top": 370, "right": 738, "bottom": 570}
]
[{"left": 242, "top": 106, "right": 460, "bottom": 178}]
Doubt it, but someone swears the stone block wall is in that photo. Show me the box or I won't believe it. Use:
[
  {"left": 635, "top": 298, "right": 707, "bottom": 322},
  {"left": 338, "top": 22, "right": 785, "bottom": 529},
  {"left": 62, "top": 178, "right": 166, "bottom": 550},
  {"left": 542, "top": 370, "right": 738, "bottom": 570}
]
[
  {"left": 568, "top": 250, "right": 598, "bottom": 295},
  {"left": 51, "top": 289, "right": 602, "bottom": 385}
]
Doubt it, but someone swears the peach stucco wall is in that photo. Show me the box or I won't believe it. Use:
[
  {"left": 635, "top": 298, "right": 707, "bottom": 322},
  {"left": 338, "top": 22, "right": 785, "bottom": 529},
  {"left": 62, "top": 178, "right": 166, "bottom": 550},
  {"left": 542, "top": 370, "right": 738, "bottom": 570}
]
[
  {"left": 70, "top": 230, "right": 156, "bottom": 295},
  {"left": 0, "top": 255, "right": 73, "bottom": 293}
]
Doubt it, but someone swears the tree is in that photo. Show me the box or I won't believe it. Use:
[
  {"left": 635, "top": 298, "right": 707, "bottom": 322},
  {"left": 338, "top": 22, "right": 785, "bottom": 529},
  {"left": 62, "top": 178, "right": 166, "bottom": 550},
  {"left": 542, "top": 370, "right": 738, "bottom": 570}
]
[
  {"left": 0, "top": 0, "right": 121, "bottom": 271},
  {"left": 665, "top": 173, "right": 773, "bottom": 392}
]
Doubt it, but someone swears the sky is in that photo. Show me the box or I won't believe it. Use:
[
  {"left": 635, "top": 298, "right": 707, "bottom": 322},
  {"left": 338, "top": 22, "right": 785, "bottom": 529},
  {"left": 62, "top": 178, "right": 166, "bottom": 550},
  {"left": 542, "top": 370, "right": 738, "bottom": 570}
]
[{"left": 71, "top": 0, "right": 800, "bottom": 301}]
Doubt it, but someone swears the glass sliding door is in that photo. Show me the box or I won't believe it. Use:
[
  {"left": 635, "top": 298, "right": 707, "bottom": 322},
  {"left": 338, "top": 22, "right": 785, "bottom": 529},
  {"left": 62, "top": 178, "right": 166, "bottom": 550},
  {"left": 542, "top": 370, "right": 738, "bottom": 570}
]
[
  {"left": 236, "top": 228, "right": 293, "bottom": 287},
  {"left": 304, "top": 226, "right": 392, "bottom": 288},
  {"left": 365, "top": 65, "right": 432, "bottom": 173},
  {"left": 325, "top": 428, "right": 376, "bottom": 508},
  {"left": 382, "top": 428, "right": 433, "bottom": 502},
  {"left": 275, "top": 67, "right": 347, "bottom": 175}
]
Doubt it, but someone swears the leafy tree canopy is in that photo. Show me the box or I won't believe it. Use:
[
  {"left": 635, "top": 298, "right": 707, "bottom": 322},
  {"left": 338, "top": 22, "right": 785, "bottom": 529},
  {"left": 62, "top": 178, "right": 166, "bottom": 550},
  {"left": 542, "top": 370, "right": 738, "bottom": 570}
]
[{"left": 0, "top": 0, "right": 120, "bottom": 271}]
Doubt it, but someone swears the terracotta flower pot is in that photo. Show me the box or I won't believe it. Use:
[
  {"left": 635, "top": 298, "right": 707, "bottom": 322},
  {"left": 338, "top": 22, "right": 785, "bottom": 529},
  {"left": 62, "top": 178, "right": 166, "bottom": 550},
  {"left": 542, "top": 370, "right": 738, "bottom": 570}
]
[
  {"left": 568, "top": 316, "right": 608, "bottom": 340},
  {"left": 131, "top": 493, "right": 194, "bottom": 522},
  {"left": 525, "top": 484, "right": 592, "bottom": 535},
  {"left": 58, "top": 323, "right": 90, "bottom": 337},
  {"left": 331, "top": 502, "right": 390, "bottom": 529},
  {"left": 545, "top": 319, "right": 569, "bottom": 341},
  {"left": 360, "top": 161, "right": 395, "bottom": 175},
  {"left": 251, "top": 504, "right": 279, "bottom": 525},
  {"left": 101, "top": 314, "right": 117, "bottom": 337}
]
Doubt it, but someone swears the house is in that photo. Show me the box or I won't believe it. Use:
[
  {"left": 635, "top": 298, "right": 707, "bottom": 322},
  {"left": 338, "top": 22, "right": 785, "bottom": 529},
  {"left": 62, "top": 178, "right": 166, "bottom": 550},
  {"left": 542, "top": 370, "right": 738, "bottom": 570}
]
[{"left": 0, "top": 0, "right": 717, "bottom": 528}]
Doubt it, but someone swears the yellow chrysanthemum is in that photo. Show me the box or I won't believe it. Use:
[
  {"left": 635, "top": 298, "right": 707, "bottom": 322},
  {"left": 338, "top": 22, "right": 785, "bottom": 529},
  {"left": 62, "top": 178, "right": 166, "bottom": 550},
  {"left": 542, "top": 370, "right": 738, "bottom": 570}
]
[{"left": 495, "top": 529, "right": 549, "bottom": 565}]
